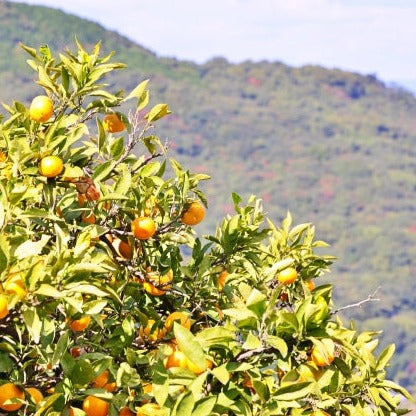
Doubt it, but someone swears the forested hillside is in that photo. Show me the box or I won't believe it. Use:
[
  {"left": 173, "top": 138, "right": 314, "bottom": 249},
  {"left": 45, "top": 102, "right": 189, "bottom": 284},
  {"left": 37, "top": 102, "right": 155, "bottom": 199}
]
[{"left": 1, "top": 1, "right": 416, "bottom": 390}]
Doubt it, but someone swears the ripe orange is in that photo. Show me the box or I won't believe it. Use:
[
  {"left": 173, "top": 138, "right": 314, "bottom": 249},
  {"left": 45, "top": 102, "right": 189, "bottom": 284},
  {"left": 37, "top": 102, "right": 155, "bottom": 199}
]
[
  {"left": 4, "top": 274, "right": 27, "bottom": 299},
  {"left": 187, "top": 358, "right": 213, "bottom": 375},
  {"left": 26, "top": 387, "right": 43, "bottom": 404},
  {"left": 113, "top": 238, "right": 132, "bottom": 260},
  {"left": 131, "top": 217, "right": 156, "bottom": 240},
  {"left": 218, "top": 270, "right": 229, "bottom": 292},
  {"left": 0, "top": 295, "right": 9, "bottom": 319},
  {"left": 181, "top": 201, "right": 205, "bottom": 226},
  {"left": 83, "top": 395, "right": 109, "bottom": 416},
  {"left": 137, "top": 403, "right": 164, "bottom": 416},
  {"left": 119, "top": 407, "right": 135, "bottom": 416},
  {"left": 311, "top": 338, "right": 335, "bottom": 367},
  {"left": 143, "top": 270, "right": 173, "bottom": 296},
  {"left": 39, "top": 155, "right": 64, "bottom": 178},
  {"left": 92, "top": 370, "right": 109, "bottom": 388},
  {"left": 103, "top": 114, "right": 125, "bottom": 133},
  {"left": 29, "top": 95, "right": 53, "bottom": 122},
  {"left": 0, "top": 151, "right": 7, "bottom": 162},
  {"left": 277, "top": 267, "right": 298, "bottom": 285},
  {"left": 81, "top": 212, "right": 96, "bottom": 224},
  {"left": 306, "top": 279, "right": 316, "bottom": 291},
  {"left": 0, "top": 382, "right": 25, "bottom": 411},
  {"left": 103, "top": 382, "right": 116, "bottom": 392},
  {"left": 139, "top": 319, "right": 166, "bottom": 342},
  {"left": 164, "top": 349, "right": 188, "bottom": 370},
  {"left": 164, "top": 311, "right": 191, "bottom": 332},
  {"left": 68, "top": 316, "right": 91, "bottom": 332}
]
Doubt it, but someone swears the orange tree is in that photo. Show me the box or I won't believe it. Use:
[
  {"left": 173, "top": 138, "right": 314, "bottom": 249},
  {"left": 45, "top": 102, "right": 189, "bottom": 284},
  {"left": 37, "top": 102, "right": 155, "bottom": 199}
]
[{"left": 0, "top": 41, "right": 413, "bottom": 416}]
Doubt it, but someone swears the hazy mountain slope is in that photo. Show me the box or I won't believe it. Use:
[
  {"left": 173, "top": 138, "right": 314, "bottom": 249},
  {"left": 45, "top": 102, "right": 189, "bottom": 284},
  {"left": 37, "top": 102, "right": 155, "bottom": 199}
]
[{"left": 1, "top": 1, "right": 416, "bottom": 389}]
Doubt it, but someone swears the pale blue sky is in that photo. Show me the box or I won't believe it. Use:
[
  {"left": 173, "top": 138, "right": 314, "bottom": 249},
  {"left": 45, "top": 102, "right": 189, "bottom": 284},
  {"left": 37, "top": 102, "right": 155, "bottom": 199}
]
[{"left": 15, "top": 0, "right": 416, "bottom": 89}]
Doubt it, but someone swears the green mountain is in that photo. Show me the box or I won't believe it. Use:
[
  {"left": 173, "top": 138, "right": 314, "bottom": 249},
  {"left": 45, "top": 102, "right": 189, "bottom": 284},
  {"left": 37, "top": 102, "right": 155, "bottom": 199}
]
[{"left": 1, "top": 1, "right": 416, "bottom": 390}]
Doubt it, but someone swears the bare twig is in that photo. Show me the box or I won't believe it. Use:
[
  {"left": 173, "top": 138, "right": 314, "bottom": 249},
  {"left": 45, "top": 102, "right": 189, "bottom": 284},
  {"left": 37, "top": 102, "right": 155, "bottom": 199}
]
[{"left": 332, "top": 287, "right": 380, "bottom": 314}]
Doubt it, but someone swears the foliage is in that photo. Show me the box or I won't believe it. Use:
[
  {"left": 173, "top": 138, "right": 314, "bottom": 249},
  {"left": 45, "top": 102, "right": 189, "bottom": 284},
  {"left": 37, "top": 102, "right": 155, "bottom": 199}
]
[
  {"left": 1, "top": 1, "right": 416, "bottom": 391},
  {"left": 0, "top": 41, "right": 413, "bottom": 416}
]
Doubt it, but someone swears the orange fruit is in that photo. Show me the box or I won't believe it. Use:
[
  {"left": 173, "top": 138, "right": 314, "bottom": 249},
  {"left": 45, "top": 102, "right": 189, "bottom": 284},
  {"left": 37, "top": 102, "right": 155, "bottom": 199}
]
[
  {"left": 83, "top": 395, "right": 109, "bottom": 416},
  {"left": 164, "top": 311, "right": 191, "bottom": 332},
  {"left": 70, "top": 346, "right": 82, "bottom": 358},
  {"left": 139, "top": 319, "right": 166, "bottom": 342},
  {"left": 131, "top": 217, "right": 156, "bottom": 240},
  {"left": 103, "top": 113, "right": 125, "bottom": 133},
  {"left": 0, "top": 295, "right": 9, "bottom": 319},
  {"left": 136, "top": 403, "right": 165, "bottom": 416},
  {"left": 119, "top": 407, "right": 135, "bottom": 416},
  {"left": 306, "top": 280, "right": 316, "bottom": 291},
  {"left": 277, "top": 267, "right": 298, "bottom": 285},
  {"left": 181, "top": 201, "right": 205, "bottom": 226},
  {"left": 39, "top": 155, "right": 64, "bottom": 178},
  {"left": 311, "top": 338, "right": 335, "bottom": 367},
  {"left": 26, "top": 387, "right": 43, "bottom": 404},
  {"left": 0, "top": 151, "right": 7, "bottom": 162},
  {"left": 0, "top": 382, "right": 25, "bottom": 411},
  {"left": 29, "top": 95, "right": 53, "bottom": 122},
  {"left": 81, "top": 212, "right": 96, "bottom": 224},
  {"left": 242, "top": 373, "right": 254, "bottom": 389},
  {"left": 218, "top": 270, "right": 228, "bottom": 292},
  {"left": 143, "top": 270, "right": 173, "bottom": 296},
  {"left": 92, "top": 370, "right": 109, "bottom": 388},
  {"left": 113, "top": 238, "right": 132, "bottom": 260},
  {"left": 103, "top": 382, "right": 116, "bottom": 392},
  {"left": 143, "top": 383, "right": 153, "bottom": 394},
  {"left": 68, "top": 316, "right": 91, "bottom": 332},
  {"left": 164, "top": 349, "right": 188, "bottom": 370},
  {"left": 4, "top": 274, "right": 27, "bottom": 299},
  {"left": 187, "top": 358, "right": 213, "bottom": 375}
]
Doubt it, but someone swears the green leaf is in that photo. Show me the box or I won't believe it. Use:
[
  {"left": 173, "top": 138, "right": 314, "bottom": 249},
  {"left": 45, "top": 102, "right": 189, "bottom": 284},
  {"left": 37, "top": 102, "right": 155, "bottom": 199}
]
[
  {"left": 70, "top": 359, "right": 94, "bottom": 387},
  {"left": 52, "top": 332, "right": 70, "bottom": 366},
  {"left": 196, "top": 326, "right": 235, "bottom": 348},
  {"left": 377, "top": 380, "right": 414, "bottom": 401},
  {"left": 0, "top": 352, "right": 13, "bottom": 373},
  {"left": 145, "top": 103, "right": 171, "bottom": 123},
  {"left": 211, "top": 364, "right": 231, "bottom": 385},
  {"left": 124, "top": 79, "right": 149, "bottom": 102},
  {"left": 266, "top": 336, "right": 288, "bottom": 358},
  {"left": 15, "top": 235, "right": 50, "bottom": 259},
  {"left": 92, "top": 160, "right": 116, "bottom": 182},
  {"left": 152, "top": 360, "right": 169, "bottom": 406},
  {"left": 110, "top": 136, "right": 125, "bottom": 159},
  {"left": 242, "top": 333, "right": 262, "bottom": 350},
  {"left": 376, "top": 344, "right": 395, "bottom": 371},
  {"left": 174, "top": 391, "right": 195, "bottom": 416},
  {"left": 246, "top": 288, "right": 267, "bottom": 318},
  {"left": 0, "top": 233, "right": 9, "bottom": 272},
  {"left": 174, "top": 324, "right": 206, "bottom": 369},
  {"left": 35, "top": 284, "right": 63, "bottom": 298},
  {"left": 23, "top": 307, "right": 42, "bottom": 344},
  {"left": 191, "top": 397, "right": 217, "bottom": 416},
  {"left": 65, "top": 283, "right": 110, "bottom": 297},
  {"left": 274, "top": 381, "right": 312, "bottom": 400}
]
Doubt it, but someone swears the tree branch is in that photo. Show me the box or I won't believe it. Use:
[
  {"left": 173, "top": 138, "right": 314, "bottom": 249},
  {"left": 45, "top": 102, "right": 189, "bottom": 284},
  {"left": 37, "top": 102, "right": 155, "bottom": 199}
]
[{"left": 332, "top": 287, "right": 380, "bottom": 314}]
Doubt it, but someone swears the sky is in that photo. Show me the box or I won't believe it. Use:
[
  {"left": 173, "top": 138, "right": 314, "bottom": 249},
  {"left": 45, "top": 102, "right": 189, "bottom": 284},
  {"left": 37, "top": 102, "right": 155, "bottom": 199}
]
[{"left": 14, "top": 0, "right": 416, "bottom": 90}]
